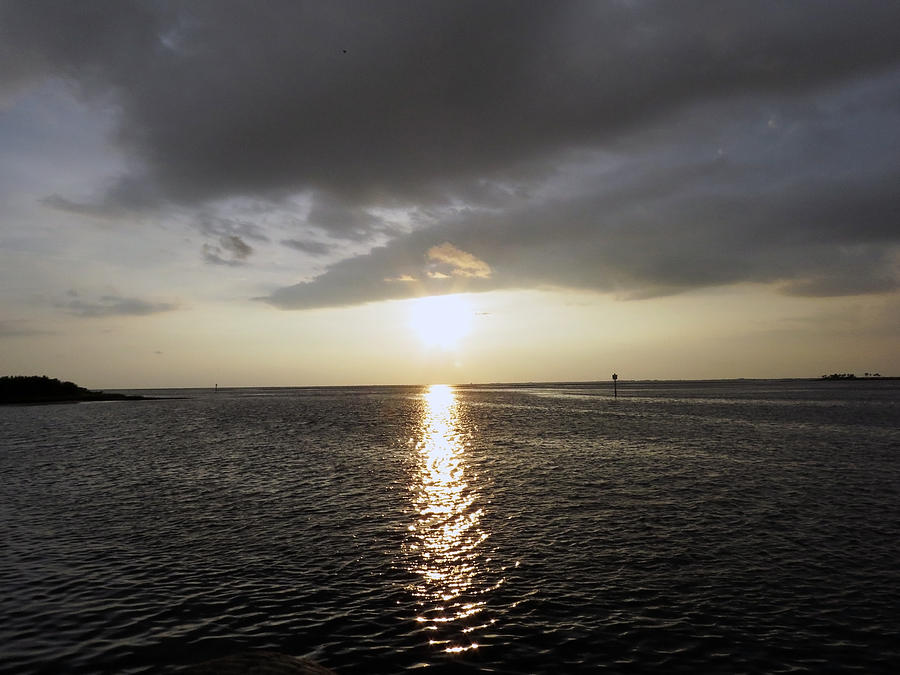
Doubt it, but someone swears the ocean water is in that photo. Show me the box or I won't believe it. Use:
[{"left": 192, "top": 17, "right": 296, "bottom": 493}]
[{"left": 2, "top": 379, "right": 899, "bottom": 673}]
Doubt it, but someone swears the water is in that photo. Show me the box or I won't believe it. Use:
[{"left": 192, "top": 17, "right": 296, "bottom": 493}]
[{"left": 2, "top": 379, "right": 899, "bottom": 673}]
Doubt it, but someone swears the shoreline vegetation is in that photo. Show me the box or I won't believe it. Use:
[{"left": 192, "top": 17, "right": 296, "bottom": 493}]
[
  {"left": 820, "top": 372, "right": 885, "bottom": 380},
  {"left": 0, "top": 375, "right": 157, "bottom": 405}
]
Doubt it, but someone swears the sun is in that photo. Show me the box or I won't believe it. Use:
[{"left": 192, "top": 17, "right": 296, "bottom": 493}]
[{"left": 408, "top": 294, "right": 474, "bottom": 350}]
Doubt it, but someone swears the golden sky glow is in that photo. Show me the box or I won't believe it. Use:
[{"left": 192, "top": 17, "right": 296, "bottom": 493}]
[{"left": 1, "top": 285, "right": 897, "bottom": 388}]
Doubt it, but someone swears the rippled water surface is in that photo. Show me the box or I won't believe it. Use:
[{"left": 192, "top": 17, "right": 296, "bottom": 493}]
[{"left": 2, "top": 380, "right": 899, "bottom": 673}]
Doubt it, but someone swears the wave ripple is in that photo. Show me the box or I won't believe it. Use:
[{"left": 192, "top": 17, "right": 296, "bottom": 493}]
[{"left": 2, "top": 380, "right": 899, "bottom": 673}]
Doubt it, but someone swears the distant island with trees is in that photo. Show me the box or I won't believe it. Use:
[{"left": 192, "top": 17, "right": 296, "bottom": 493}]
[
  {"left": 0, "top": 375, "right": 155, "bottom": 405},
  {"left": 820, "top": 372, "right": 884, "bottom": 380}
]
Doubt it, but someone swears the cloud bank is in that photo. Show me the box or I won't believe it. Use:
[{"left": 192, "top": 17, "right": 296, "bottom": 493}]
[
  {"left": 57, "top": 293, "right": 177, "bottom": 318},
  {"left": 2, "top": 0, "right": 898, "bottom": 308}
]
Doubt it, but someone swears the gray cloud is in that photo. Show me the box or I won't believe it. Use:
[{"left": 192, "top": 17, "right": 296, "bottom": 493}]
[
  {"left": 6, "top": 1, "right": 899, "bottom": 205},
  {"left": 4, "top": 1, "right": 900, "bottom": 305},
  {"left": 281, "top": 239, "right": 334, "bottom": 257},
  {"left": 265, "top": 237, "right": 498, "bottom": 310},
  {"left": 266, "top": 69, "right": 900, "bottom": 308},
  {"left": 195, "top": 214, "right": 270, "bottom": 243},
  {"left": 57, "top": 293, "right": 178, "bottom": 318},
  {"left": 221, "top": 235, "right": 252, "bottom": 260},
  {"left": 203, "top": 235, "right": 254, "bottom": 266},
  {"left": 305, "top": 193, "right": 391, "bottom": 240}
]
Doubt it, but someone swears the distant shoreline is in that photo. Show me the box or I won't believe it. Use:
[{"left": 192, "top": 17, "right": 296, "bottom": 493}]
[
  {"left": 93, "top": 376, "right": 900, "bottom": 392},
  {"left": 4, "top": 375, "right": 896, "bottom": 400},
  {"left": 2, "top": 393, "right": 161, "bottom": 406},
  {"left": 0, "top": 375, "right": 166, "bottom": 406}
]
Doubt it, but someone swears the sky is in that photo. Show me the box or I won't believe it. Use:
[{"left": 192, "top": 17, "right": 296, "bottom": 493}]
[{"left": 1, "top": 0, "right": 899, "bottom": 388}]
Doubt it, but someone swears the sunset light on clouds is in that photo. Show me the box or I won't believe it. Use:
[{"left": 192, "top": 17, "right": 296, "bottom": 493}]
[{"left": 1, "top": 1, "right": 899, "bottom": 387}]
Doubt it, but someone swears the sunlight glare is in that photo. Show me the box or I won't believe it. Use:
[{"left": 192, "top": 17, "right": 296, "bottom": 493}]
[
  {"left": 408, "top": 295, "right": 474, "bottom": 350},
  {"left": 405, "top": 384, "right": 490, "bottom": 651}
]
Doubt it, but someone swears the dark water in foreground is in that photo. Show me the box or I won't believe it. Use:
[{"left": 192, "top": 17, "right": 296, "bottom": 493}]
[{"left": 2, "top": 380, "right": 899, "bottom": 673}]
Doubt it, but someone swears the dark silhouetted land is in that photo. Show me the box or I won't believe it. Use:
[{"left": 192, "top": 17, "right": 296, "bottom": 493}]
[{"left": 0, "top": 375, "right": 154, "bottom": 405}]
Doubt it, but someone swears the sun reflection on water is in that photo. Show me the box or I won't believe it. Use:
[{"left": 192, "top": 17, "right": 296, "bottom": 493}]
[{"left": 406, "top": 384, "right": 491, "bottom": 654}]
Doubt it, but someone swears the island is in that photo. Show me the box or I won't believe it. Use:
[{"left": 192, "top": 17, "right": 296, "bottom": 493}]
[{"left": 0, "top": 375, "right": 156, "bottom": 405}]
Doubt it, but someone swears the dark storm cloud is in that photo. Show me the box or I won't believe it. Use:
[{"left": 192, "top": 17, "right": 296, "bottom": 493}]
[
  {"left": 4, "top": 1, "right": 900, "bottom": 304},
  {"left": 6, "top": 0, "right": 899, "bottom": 205},
  {"left": 267, "top": 70, "right": 900, "bottom": 308},
  {"left": 57, "top": 293, "right": 177, "bottom": 318}
]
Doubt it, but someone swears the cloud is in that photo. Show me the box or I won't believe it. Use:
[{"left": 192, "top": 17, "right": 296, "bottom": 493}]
[
  {"left": 221, "top": 235, "right": 252, "bottom": 260},
  {"left": 426, "top": 243, "right": 492, "bottom": 279},
  {"left": 265, "top": 237, "right": 497, "bottom": 309},
  {"left": 203, "top": 235, "right": 254, "bottom": 266},
  {"left": 5, "top": 1, "right": 899, "bottom": 209},
  {"left": 264, "top": 68, "right": 900, "bottom": 307},
  {"left": 304, "top": 193, "right": 391, "bottom": 240},
  {"left": 57, "top": 293, "right": 178, "bottom": 318},
  {"left": 281, "top": 239, "right": 334, "bottom": 257},
  {"left": 195, "top": 213, "right": 270, "bottom": 243},
  {"left": 4, "top": 1, "right": 900, "bottom": 307}
]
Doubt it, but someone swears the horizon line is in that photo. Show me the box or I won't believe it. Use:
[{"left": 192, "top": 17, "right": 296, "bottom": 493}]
[{"left": 103, "top": 375, "right": 898, "bottom": 391}]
